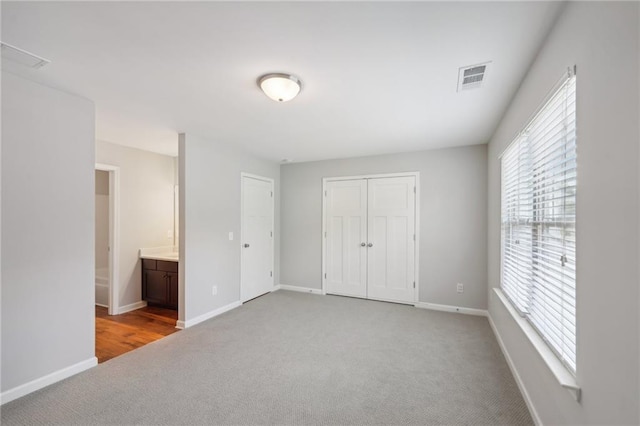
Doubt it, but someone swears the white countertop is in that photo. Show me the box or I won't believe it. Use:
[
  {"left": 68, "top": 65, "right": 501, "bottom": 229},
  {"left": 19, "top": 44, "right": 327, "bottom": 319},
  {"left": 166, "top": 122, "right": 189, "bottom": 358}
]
[
  {"left": 140, "top": 252, "right": 178, "bottom": 262},
  {"left": 139, "top": 246, "right": 179, "bottom": 262}
]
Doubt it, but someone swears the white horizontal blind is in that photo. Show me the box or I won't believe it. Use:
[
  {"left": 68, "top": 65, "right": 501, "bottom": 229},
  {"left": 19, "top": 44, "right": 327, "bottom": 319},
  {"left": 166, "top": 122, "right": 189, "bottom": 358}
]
[
  {"left": 501, "top": 134, "right": 532, "bottom": 313},
  {"left": 501, "top": 73, "right": 577, "bottom": 373}
]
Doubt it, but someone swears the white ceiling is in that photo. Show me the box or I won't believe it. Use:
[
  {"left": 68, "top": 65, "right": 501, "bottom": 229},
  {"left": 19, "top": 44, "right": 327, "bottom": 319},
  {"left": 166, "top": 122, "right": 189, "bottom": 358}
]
[{"left": 1, "top": 1, "right": 563, "bottom": 162}]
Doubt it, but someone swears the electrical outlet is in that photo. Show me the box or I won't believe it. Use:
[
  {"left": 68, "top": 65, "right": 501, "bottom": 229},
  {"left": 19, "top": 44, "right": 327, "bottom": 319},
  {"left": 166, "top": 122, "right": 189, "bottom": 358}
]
[
  {"left": 212, "top": 285, "right": 218, "bottom": 296},
  {"left": 167, "top": 230, "right": 172, "bottom": 239},
  {"left": 457, "top": 283, "right": 464, "bottom": 293}
]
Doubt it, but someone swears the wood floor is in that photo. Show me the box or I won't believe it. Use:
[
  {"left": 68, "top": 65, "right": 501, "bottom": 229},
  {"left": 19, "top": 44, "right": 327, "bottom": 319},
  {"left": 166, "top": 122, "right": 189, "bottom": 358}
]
[{"left": 95, "top": 305, "right": 179, "bottom": 363}]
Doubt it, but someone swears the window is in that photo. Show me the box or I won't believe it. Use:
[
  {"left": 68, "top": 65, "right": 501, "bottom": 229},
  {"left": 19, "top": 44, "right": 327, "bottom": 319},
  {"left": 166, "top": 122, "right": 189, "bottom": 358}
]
[{"left": 501, "top": 71, "right": 577, "bottom": 373}]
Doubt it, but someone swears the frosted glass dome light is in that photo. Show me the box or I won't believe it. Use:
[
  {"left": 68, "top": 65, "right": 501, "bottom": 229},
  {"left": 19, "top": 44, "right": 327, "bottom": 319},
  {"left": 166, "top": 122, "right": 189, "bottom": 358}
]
[{"left": 258, "top": 73, "right": 302, "bottom": 102}]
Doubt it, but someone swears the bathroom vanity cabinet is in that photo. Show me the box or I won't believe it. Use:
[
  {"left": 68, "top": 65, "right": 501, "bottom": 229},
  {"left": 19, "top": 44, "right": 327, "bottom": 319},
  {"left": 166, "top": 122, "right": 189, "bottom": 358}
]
[{"left": 142, "top": 259, "right": 178, "bottom": 310}]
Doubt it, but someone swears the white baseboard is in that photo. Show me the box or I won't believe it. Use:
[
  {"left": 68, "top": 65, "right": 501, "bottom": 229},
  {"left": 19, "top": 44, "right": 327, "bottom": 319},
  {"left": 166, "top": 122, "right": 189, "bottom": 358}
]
[
  {"left": 95, "top": 303, "right": 109, "bottom": 308},
  {"left": 117, "top": 300, "right": 147, "bottom": 314},
  {"left": 278, "top": 284, "right": 323, "bottom": 295},
  {"left": 175, "top": 300, "right": 241, "bottom": 329},
  {"left": 271, "top": 284, "right": 281, "bottom": 292},
  {"left": 414, "top": 302, "right": 488, "bottom": 317},
  {"left": 487, "top": 314, "right": 541, "bottom": 426},
  {"left": 1, "top": 357, "right": 97, "bottom": 405}
]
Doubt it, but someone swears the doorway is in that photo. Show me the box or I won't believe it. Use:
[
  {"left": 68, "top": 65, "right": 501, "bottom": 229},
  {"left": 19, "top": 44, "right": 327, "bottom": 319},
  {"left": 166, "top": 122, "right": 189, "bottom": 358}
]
[
  {"left": 322, "top": 173, "right": 419, "bottom": 305},
  {"left": 94, "top": 162, "right": 179, "bottom": 363},
  {"left": 240, "top": 173, "right": 275, "bottom": 303},
  {"left": 95, "top": 170, "right": 110, "bottom": 308},
  {"left": 95, "top": 163, "right": 119, "bottom": 314}
]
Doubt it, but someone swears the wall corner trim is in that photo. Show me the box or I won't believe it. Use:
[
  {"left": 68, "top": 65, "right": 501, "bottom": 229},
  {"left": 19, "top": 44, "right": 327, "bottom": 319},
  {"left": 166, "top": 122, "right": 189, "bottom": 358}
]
[
  {"left": 414, "top": 302, "right": 488, "bottom": 317},
  {"left": 278, "top": 284, "right": 324, "bottom": 295},
  {"left": 117, "top": 300, "right": 148, "bottom": 315},
  {"left": 176, "top": 300, "right": 242, "bottom": 329},
  {"left": 487, "top": 313, "right": 542, "bottom": 425},
  {"left": 1, "top": 357, "right": 98, "bottom": 405}
]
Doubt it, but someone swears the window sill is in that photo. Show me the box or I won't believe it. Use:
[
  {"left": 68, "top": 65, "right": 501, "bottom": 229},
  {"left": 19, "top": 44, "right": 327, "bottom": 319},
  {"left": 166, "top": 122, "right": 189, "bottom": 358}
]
[{"left": 493, "top": 288, "right": 581, "bottom": 402}]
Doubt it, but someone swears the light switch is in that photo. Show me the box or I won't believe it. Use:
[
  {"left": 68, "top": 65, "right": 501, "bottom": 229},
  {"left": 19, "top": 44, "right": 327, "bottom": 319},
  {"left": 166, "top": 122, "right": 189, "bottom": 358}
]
[{"left": 228, "top": 232, "right": 234, "bottom": 241}]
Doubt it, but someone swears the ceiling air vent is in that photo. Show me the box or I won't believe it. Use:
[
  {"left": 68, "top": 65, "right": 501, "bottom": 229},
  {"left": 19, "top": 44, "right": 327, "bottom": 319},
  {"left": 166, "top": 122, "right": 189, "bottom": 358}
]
[
  {"left": 457, "top": 62, "right": 490, "bottom": 92},
  {"left": 1, "top": 42, "right": 50, "bottom": 69}
]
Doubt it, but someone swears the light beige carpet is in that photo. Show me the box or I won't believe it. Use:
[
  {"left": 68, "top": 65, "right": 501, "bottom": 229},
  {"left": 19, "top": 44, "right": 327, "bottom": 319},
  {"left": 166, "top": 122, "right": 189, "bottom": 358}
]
[{"left": 1, "top": 290, "right": 532, "bottom": 425}]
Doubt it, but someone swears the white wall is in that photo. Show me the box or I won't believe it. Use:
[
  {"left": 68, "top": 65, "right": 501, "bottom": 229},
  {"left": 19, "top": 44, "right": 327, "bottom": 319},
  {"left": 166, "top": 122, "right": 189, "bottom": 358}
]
[
  {"left": 1, "top": 72, "right": 96, "bottom": 395},
  {"left": 96, "top": 140, "right": 176, "bottom": 310},
  {"left": 95, "top": 170, "right": 109, "bottom": 270},
  {"left": 280, "top": 145, "right": 488, "bottom": 309},
  {"left": 179, "top": 133, "right": 280, "bottom": 325},
  {"left": 487, "top": 2, "right": 639, "bottom": 424}
]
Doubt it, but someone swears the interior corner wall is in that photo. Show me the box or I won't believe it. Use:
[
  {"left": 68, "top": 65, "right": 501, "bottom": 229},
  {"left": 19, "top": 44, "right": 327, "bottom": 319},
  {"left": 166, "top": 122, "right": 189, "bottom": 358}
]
[
  {"left": 1, "top": 71, "right": 96, "bottom": 394},
  {"left": 280, "top": 144, "right": 488, "bottom": 309},
  {"left": 179, "top": 133, "right": 280, "bottom": 324},
  {"left": 487, "top": 2, "right": 639, "bottom": 424},
  {"left": 96, "top": 140, "right": 176, "bottom": 309}
]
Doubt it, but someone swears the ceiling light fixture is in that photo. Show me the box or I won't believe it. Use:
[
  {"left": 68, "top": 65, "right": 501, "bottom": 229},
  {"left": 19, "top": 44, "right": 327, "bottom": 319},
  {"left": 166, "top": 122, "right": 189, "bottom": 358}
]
[{"left": 258, "top": 73, "right": 302, "bottom": 102}]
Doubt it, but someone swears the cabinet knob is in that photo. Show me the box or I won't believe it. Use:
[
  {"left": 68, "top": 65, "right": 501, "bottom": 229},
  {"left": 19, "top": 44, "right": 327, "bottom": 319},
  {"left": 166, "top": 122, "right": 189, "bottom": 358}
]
[
  {"left": 367, "top": 243, "right": 373, "bottom": 247},
  {"left": 360, "top": 242, "right": 366, "bottom": 247},
  {"left": 244, "top": 243, "right": 250, "bottom": 248}
]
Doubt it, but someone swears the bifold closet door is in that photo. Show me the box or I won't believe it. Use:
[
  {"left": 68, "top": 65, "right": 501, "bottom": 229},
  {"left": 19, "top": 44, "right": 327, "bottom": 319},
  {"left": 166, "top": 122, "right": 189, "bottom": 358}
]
[
  {"left": 325, "top": 179, "right": 368, "bottom": 298},
  {"left": 367, "top": 176, "right": 416, "bottom": 303}
]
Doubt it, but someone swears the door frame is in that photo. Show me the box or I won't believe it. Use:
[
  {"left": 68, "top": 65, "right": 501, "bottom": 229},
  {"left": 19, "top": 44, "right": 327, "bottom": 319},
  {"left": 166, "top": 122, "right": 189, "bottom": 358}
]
[
  {"left": 321, "top": 171, "right": 420, "bottom": 304},
  {"left": 95, "top": 163, "right": 120, "bottom": 315},
  {"left": 240, "top": 172, "right": 275, "bottom": 302}
]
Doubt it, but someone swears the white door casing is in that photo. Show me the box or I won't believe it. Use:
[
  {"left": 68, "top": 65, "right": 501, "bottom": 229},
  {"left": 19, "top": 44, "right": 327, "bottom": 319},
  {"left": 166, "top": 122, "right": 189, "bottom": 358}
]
[
  {"left": 95, "top": 163, "right": 120, "bottom": 315},
  {"left": 325, "top": 179, "right": 368, "bottom": 298},
  {"left": 323, "top": 173, "right": 418, "bottom": 305},
  {"left": 241, "top": 174, "right": 274, "bottom": 303}
]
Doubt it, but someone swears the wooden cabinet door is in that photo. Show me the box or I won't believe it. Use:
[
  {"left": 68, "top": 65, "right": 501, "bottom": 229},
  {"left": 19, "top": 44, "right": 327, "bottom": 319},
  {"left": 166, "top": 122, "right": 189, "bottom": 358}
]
[
  {"left": 167, "top": 272, "right": 178, "bottom": 310},
  {"left": 144, "top": 270, "right": 168, "bottom": 306}
]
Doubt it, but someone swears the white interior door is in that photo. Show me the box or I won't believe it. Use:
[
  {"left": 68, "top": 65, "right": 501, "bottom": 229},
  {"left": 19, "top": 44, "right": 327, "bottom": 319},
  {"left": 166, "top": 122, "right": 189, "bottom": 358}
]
[
  {"left": 366, "top": 176, "right": 416, "bottom": 303},
  {"left": 241, "top": 175, "right": 274, "bottom": 303},
  {"left": 324, "top": 175, "right": 417, "bottom": 304},
  {"left": 325, "top": 179, "right": 368, "bottom": 298}
]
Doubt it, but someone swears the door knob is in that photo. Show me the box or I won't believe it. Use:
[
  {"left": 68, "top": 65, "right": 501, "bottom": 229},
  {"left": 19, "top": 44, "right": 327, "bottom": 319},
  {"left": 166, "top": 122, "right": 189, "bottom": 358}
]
[
  {"left": 360, "top": 242, "right": 366, "bottom": 247},
  {"left": 367, "top": 243, "right": 373, "bottom": 247},
  {"left": 244, "top": 243, "right": 250, "bottom": 248}
]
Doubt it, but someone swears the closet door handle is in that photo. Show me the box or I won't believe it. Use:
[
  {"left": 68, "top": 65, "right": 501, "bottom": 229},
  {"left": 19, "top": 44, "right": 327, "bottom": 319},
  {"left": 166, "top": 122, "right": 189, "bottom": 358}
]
[
  {"left": 367, "top": 243, "right": 373, "bottom": 248},
  {"left": 360, "top": 242, "right": 366, "bottom": 247},
  {"left": 244, "top": 243, "right": 250, "bottom": 248}
]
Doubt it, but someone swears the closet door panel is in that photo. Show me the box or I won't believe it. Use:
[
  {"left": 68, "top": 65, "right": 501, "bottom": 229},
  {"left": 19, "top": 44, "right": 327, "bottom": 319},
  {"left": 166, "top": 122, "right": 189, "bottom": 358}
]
[
  {"left": 325, "top": 180, "right": 367, "bottom": 298},
  {"left": 367, "top": 176, "right": 416, "bottom": 303},
  {"left": 387, "top": 215, "right": 409, "bottom": 289}
]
